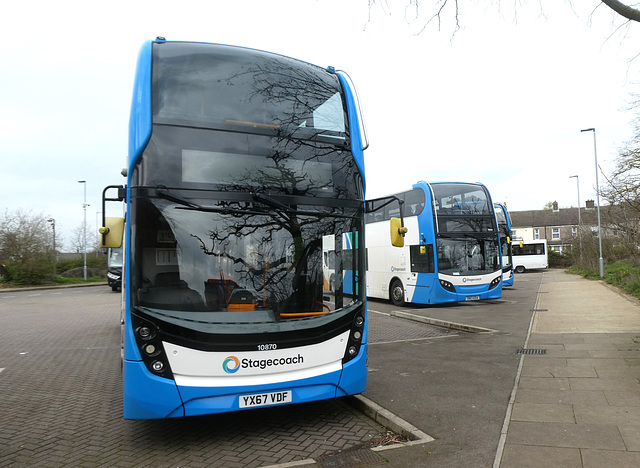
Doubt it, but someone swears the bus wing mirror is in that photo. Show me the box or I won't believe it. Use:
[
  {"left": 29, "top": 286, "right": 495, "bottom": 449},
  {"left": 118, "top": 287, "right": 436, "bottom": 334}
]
[
  {"left": 390, "top": 217, "right": 408, "bottom": 248},
  {"left": 99, "top": 217, "right": 125, "bottom": 248}
]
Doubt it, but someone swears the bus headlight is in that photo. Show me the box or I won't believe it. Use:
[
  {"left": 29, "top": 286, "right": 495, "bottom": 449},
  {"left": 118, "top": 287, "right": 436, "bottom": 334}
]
[
  {"left": 343, "top": 311, "right": 365, "bottom": 363},
  {"left": 489, "top": 276, "right": 501, "bottom": 290},
  {"left": 151, "top": 361, "right": 164, "bottom": 372},
  {"left": 439, "top": 279, "right": 456, "bottom": 293},
  {"left": 138, "top": 326, "right": 155, "bottom": 340}
]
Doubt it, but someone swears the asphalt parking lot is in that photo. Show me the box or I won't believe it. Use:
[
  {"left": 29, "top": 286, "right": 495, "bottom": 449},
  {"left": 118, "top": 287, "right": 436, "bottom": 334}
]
[{"left": 0, "top": 285, "right": 462, "bottom": 468}]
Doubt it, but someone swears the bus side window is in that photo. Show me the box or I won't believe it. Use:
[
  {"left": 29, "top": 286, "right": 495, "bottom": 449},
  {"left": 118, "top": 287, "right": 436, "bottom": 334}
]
[{"left": 410, "top": 245, "right": 434, "bottom": 273}]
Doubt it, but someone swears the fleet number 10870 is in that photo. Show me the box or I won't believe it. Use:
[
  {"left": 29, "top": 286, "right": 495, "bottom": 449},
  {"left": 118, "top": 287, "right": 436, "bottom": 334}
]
[{"left": 257, "top": 343, "right": 277, "bottom": 351}]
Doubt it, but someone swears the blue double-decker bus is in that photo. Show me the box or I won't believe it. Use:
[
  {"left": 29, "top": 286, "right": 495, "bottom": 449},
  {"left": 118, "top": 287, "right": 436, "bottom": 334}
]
[
  {"left": 494, "top": 202, "right": 514, "bottom": 287},
  {"left": 100, "top": 38, "right": 370, "bottom": 419},
  {"left": 366, "top": 181, "right": 502, "bottom": 306}
]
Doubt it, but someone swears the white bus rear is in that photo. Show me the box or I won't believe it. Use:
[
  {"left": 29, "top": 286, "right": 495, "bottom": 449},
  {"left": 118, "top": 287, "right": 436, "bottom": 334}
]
[{"left": 512, "top": 239, "right": 548, "bottom": 273}]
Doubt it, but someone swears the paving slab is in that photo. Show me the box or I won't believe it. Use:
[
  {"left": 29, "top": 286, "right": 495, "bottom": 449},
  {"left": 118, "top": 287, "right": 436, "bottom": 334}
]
[
  {"left": 581, "top": 448, "right": 640, "bottom": 468},
  {"left": 505, "top": 421, "right": 627, "bottom": 450},
  {"left": 618, "top": 424, "right": 640, "bottom": 451},
  {"left": 573, "top": 405, "right": 640, "bottom": 425},
  {"left": 569, "top": 377, "right": 640, "bottom": 391},
  {"left": 510, "top": 403, "right": 575, "bottom": 423},
  {"left": 514, "top": 388, "right": 608, "bottom": 406},
  {"left": 500, "top": 445, "right": 582, "bottom": 468}
]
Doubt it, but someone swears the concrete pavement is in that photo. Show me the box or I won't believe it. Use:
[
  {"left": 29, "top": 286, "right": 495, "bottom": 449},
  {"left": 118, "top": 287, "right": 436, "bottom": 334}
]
[
  {"left": 372, "top": 269, "right": 640, "bottom": 467},
  {"left": 498, "top": 269, "right": 640, "bottom": 467}
]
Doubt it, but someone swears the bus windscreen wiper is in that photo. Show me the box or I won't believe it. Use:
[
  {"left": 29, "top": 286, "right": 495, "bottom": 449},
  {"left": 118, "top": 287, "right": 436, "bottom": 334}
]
[
  {"left": 251, "top": 192, "right": 358, "bottom": 220},
  {"left": 155, "top": 186, "right": 265, "bottom": 216},
  {"left": 252, "top": 192, "right": 290, "bottom": 211},
  {"left": 251, "top": 192, "right": 291, "bottom": 222},
  {"left": 155, "top": 186, "right": 202, "bottom": 209}
]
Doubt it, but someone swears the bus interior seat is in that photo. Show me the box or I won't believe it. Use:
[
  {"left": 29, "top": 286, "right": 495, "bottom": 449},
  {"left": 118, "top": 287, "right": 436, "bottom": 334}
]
[
  {"left": 138, "top": 271, "right": 206, "bottom": 311},
  {"left": 227, "top": 289, "right": 257, "bottom": 311}
]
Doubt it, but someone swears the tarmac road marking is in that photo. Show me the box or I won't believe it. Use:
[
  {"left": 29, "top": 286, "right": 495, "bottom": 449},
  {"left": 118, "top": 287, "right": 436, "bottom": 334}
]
[
  {"left": 368, "top": 309, "right": 390, "bottom": 316},
  {"left": 370, "top": 334, "right": 457, "bottom": 345}
]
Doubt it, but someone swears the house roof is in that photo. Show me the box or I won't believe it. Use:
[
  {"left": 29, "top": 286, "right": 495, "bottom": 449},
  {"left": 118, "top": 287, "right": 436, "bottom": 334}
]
[{"left": 510, "top": 207, "right": 599, "bottom": 229}]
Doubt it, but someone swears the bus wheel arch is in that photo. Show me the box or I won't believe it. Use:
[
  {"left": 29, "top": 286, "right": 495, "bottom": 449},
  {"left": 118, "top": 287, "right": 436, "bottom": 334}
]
[
  {"left": 515, "top": 265, "right": 526, "bottom": 274},
  {"left": 389, "top": 278, "right": 405, "bottom": 307}
]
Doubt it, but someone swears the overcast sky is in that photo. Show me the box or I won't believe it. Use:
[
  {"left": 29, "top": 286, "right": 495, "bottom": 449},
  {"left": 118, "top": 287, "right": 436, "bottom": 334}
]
[{"left": 1, "top": 0, "right": 638, "bottom": 250}]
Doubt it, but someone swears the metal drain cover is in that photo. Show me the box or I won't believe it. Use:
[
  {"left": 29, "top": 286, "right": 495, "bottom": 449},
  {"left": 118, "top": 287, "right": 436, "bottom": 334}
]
[
  {"left": 316, "top": 448, "right": 385, "bottom": 468},
  {"left": 517, "top": 348, "right": 547, "bottom": 355}
]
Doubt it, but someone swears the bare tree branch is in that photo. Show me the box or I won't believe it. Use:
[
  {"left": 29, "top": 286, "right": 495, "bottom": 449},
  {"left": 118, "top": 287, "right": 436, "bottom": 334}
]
[{"left": 600, "top": 0, "right": 640, "bottom": 22}]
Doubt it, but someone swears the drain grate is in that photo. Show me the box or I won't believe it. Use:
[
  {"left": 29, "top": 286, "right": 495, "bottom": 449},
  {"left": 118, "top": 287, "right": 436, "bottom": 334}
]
[
  {"left": 316, "top": 447, "right": 385, "bottom": 468},
  {"left": 530, "top": 309, "right": 548, "bottom": 312},
  {"left": 517, "top": 348, "right": 547, "bottom": 355}
]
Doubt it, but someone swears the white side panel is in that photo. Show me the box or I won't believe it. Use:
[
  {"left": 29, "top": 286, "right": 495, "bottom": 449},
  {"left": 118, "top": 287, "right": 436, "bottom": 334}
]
[{"left": 365, "top": 217, "right": 420, "bottom": 300}]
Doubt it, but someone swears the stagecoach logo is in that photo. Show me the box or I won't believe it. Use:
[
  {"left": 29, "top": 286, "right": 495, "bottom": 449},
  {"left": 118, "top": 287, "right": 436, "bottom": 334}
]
[
  {"left": 391, "top": 267, "right": 406, "bottom": 272},
  {"left": 223, "top": 354, "right": 305, "bottom": 374},
  {"left": 223, "top": 356, "right": 240, "bottom": 374},
  {"left": 462, "top": 277, "right": 482, "bottom": 283}
]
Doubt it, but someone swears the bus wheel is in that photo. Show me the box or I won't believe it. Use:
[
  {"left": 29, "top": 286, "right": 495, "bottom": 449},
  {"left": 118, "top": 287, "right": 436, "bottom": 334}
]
[
  {"left": 515, "top": 265, "right": 526, "bottom": 273},
  {"left": 390, "top": 280, "right": 405, "bottom": 307}
]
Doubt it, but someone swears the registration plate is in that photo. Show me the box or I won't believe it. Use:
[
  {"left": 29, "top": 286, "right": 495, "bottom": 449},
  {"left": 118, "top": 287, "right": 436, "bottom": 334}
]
[
  {"left": 239, "top": 390, "right": 292, "bottom": 408},
  {"left": 465, "top": 295, "right": 480, "bottom": 301}
]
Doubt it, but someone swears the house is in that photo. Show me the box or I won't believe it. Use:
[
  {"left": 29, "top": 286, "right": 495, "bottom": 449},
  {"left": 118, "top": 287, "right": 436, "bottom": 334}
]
[{"left": 510, "top": 200, "right": 601, "bottom": 253}]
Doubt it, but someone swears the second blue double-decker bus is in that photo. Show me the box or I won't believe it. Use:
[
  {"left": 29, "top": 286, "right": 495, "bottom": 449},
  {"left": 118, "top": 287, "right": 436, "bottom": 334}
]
[
  {"left": 100, "top": 38, "right": 370, "bottom": 419},
  {"left": 366, "top": 181, "right": 502, "bottom": 306},
  {"left": 494, "top": 202, "right": 514, "bottom": 287}
]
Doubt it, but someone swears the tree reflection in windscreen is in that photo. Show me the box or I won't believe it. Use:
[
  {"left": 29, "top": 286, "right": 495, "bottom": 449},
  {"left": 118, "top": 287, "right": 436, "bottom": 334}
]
[{"left": 133, "top": 43, "right": 363, "bottom": 322}]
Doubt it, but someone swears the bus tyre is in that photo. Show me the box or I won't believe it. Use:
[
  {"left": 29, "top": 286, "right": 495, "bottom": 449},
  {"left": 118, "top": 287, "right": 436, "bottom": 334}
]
[
  {"left": 390, "top": 280, "right": 405, "bottom": 307},
  {"left": 515, "top": 265, "right": 526, "bottom": 274}
]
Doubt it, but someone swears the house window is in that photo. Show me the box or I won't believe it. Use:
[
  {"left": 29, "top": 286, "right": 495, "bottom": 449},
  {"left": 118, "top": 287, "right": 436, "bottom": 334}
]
[
  {"left": 552, "top": 228, "right": 560, "bottom": 239},
  {"left": 572, "top": 227, "right": 577, "bottom": 237},
  {"left": 534, "top": 228, "right": 540, "bottom": 239}
]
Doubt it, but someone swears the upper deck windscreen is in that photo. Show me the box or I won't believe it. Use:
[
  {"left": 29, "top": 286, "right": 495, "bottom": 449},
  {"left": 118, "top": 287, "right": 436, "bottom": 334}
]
[
  {"left": 152, "top": 42, "right": 348, "bottom": 142},
  {"left": 430, "top": 183, "right": 492, "bottom": 216}
]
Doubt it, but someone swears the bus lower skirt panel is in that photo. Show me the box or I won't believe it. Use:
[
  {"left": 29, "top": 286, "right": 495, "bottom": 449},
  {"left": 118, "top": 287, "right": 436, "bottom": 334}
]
[{"left": 123, "top": 360, "right": 185, "bottom": 419}]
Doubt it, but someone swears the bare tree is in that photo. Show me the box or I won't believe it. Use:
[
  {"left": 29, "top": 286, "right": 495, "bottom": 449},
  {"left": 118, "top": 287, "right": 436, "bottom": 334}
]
[
  {"left": 367, "top": 1, "right": 640, "bottom": 33},
  {"left": 601, "top": 92, "right": 640, "bottom": 211},
  {"left": 0, "top": 209, "right": 55, "bottom": 283},
  {"left": 69, "top": 224, "right": 86, "bottom": 255}
]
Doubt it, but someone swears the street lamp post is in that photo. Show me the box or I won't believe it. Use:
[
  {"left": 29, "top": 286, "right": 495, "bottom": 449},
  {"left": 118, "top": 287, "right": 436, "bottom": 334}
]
[
  {"left": 580, "top": 128, "right": 604, "bottom": 278},
  {"left": 47, "top": 218, "right": 56, "bottom": 276},
  {"left": 78, "top": 180, "right": 88, "bottom": 281},
  {"left": 569, "top": 175, "right": 581, "bottom": 253}
]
